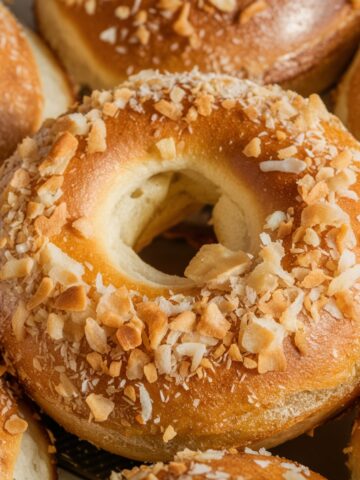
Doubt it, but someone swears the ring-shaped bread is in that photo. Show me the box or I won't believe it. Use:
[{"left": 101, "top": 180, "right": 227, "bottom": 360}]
[
  {"left": 0, "top": 4, "right": 73, "bottom": 161},
  {"left": 335, "top": 46, "right": 360, "bottom": 141},
  {"left": 110, "top": 449, "right": 326, "bottom": 480},
  {"left": 0, "top": 376, "right": 55, "bottom": 480},
  {"left": 1, "top": 71, "right": 360, "bottom": 461},
  {"left": 35, "top": 0, "right": 360, "bottom": 94}
]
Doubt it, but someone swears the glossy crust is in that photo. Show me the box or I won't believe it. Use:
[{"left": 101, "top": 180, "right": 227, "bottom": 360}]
[
  {"left": 0, "top": 4, "right": 42, "bottom": 161},
  {"left": 1, "top": 72, "right": 360, "bottom": 462},
  {"left": 110, "top": 450, "right": 326, "bottom": 480},
  {"left": 335, "top": 47, "right": 360, "bottom": 141},
  {"left": 0, "top": 5, "right": 73, "bottom": 162},
  {"left": 0, "top": 378, "right": 56, "bottom": 480},
  {"left": 35, "top": 0, "right": 360, "bottom": 94}
]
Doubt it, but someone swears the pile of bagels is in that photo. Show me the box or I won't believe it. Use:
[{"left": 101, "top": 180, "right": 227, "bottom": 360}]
[{"left": 4, "top": 0, "right": 360, "bottom": 479}]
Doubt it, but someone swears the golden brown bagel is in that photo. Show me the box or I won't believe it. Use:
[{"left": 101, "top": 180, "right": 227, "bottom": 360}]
[
  {"left": 110, "top": 450, "right": 326, "bottom": 480},
  {"left": 0, "top": 377, "right": 56, "bottom": 480},
  {"left": 35, "top": 0, "right": 360, "bottom": 95},
  {"left": 1, "top": 71, "right": 360, "bottom": 462},
  {"left": 0, "top": 4, "right": 73, "bottom": 162},
  {"left": 335, "top": 46, "right": 360, "bottom": 141}
]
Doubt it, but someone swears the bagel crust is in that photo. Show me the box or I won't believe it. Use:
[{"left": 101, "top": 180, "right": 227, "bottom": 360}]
[
  {"left": 35, "top": 0, "right": 360, "bottom": 94},
  {"left": 111, "top": 449, "right": 326, "bottom": 480},
  {"left": 2, "top": 71, "right": 360, "bottom": 461},
  {"left": 335, "top": 47, "right": 360, "bottom": 141},
  {"left": 0, "top": 5, "right": 42, "bottom": 161},
  {"left": 0, "top": 376, "right": 55, "bottom": 480},
  {"left": 0, "top": 4, "right": 73, "bottom": 162}
]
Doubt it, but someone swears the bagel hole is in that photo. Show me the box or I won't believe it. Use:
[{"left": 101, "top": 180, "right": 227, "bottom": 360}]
[
  {"left": 104, "top": 167, "right": 258, "bottom": 287},
  {"left": 138, "top": 206, "right": 216, "bottom": 276}
]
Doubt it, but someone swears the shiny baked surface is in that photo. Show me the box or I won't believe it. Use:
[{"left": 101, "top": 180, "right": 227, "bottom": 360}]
[
  {"left": 1, "top": 71, "right": 360, "bottom": 461},
  {"left": 111, "top": 449, "right": 326, "bottom": 480},
  {"left": 35, "top": 0, "right": 360, "bottom": 93},
  {"left": 0, "top": 4, "right": 42, "bottom": 161}
]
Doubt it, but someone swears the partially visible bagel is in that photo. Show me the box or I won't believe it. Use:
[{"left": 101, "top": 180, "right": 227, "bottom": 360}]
[
  {"left": 111, "top": 450, "right": 326, "bottom": 480},
  {"left": 0, "top": 4, "right": 73, "bottom": 161},
  {"left": 35, "top": 0, "right": 360, "bottom": 94},
  {"left": 335, "top": 47, "right": 360, "bottom": 141},
  {"left": 0, "top": 377, "right": 56, "bottom": 480}
]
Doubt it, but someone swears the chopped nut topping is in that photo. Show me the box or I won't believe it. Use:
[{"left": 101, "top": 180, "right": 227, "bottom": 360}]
[
  {"left": 10, "top": 168, "right": 30, "bottom": 189},
  {"left": 240, "top": 0, "right": 268, "bottom": 24},
  {"left": 85, "top": 317, "right": 108, "bottom": 354},
  {"left": 301, "top": 269, "right": 327, "bottom": 289},
  {"left": 34, "top": 202, "right": 68, "bottom": 238},
  {"left": 115, "top": 5, "right": 130, "bottom": 19},
  {"left": 97, "top": 287, "right": 131, "bottom": 327},
  {"left": 124, "top": 385, "right": 136, "bottom": 402},
  {"left": 209, "top": 0, "right": 236, "bottom": 13},
  {"left": 0, "top": 257, "right": 34, "bottom": 280},
  {"left": 144, "top": 362, "right": 158, "bottom": 383},
  {"left": 87, "top": 118, "right": 107, "bottom": 154},
  {"left": 47, "top": 313, "right": 64, "bottom": 340},
  {"left": 228, "top": 343, "right": 243, "bottom": 361},
  {"left": 4, "top": 414, "right": 28, "bottom": 435},
  {"left": 55, "top": 374, "right": 78, "bottom": 398},
  {"left": 27, "top": 277, "right": 53, "bottom": 310},
  {"left": 116, "top": 318, "right": 143, "bottom": 351},
  {"left": 39, "top": 132, "right": 78, "bottom": 177},
  {"left": 163, "top": 424, "right": 177, "bottom": 443},
  {"left": 277, "top": 145, "right": 297, "bottom": 159},
  {"left": 86, "top": 393, "right": 114, "bottom": 422},
  {"left": 185, "top": 244, "right": 250, "bottom": 285},
  {"left": 126, "top": 349, "right": 150, "bottom": 380},
  {"left": 12, "top": 302, "right": 28, "bottom": 341},
  {"left": 195, "top": 93, "right": 214, "bottom": 117},
  {"left": 137, "top": 303, "right": 168, "bottom": 350},
  {"left": 154, "top": 100, "right": 182, "bottom": 120},
  {"left": 243, "top": 137, "right": 261, "bottom": 158},
  {"left": 156, "top": 137, "right": 177, "bottom": 160},
  {"left": 169, "top": 311, "right": 196, "bottom": 332},
  {"left": 197, "top": 303, "right": 230, "bottom": 339},
  {"left": 155, "top": 344, "right": 172, "bottom": 375},
  {"left": 54, "top": 285, "right": 87, "bottom": 312},
  {"left": 173, "top": 3, "right": 194, "bottom": 37},
  {"left": 176, "top": 342, "right": 206, "bottom": 371},
  {"left": 136, "top": 25, "right": 150, "bottom": 45}
]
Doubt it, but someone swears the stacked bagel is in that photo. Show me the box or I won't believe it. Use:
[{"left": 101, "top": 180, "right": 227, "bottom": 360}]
[
  {"left": 35, "top": 0, "right": 360, "bottom": 94},
  {"left": 0, "top": 374, "right": 55, "bottom": 480},
  {"left": 0, "top": 3, "right": 72, "bottom": 161},
  {"left": 2, "top": 1, "right": 360, "bottom": 479}
]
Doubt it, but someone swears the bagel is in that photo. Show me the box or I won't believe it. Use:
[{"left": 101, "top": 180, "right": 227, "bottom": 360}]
[
  {"left": 1, "top": 71, "right": 360, "bottom": 462},
  {"left": 110, "top": 449, "right": 326, "bottom": 480},
  {"left": 335, "top": 46, "right": 360, "bottom": 141},
  {"left": 0, "top": 376, "right": 56, "bottom": 480},
  {"left": 35, "top": 0, "right": 360, "bottom": 95},
  {"left": 0, "top": 4, "right": 73, "bottom": 161}
]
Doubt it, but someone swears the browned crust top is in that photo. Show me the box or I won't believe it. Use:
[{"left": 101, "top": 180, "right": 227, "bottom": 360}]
[
  {"left": 111, "top": 450, "right": 326, "bottom": 480},
  {"left": 0, "top": 5, "right": 42, "bottom": 161},
  {"left": 52, "top": 0, "right": 360, "bottom": 84},
  {"left": 1, "top": 72, "right": 360, "bottom": 458}
]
